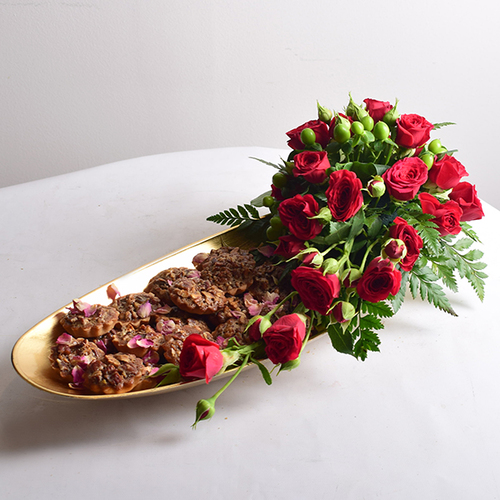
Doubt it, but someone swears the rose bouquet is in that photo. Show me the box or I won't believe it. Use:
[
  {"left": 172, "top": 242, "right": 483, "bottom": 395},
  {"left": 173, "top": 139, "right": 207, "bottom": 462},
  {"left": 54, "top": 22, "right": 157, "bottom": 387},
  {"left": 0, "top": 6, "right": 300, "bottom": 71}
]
[{"left": 182, "top": 94, "right": 487, "bottom": 426}]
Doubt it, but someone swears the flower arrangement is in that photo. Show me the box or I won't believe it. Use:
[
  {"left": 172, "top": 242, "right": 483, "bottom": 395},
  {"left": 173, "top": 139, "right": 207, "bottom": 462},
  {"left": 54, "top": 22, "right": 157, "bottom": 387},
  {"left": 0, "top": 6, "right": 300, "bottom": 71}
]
[{"left": 187, "top": 94, "right": 487, "bottom": 426}]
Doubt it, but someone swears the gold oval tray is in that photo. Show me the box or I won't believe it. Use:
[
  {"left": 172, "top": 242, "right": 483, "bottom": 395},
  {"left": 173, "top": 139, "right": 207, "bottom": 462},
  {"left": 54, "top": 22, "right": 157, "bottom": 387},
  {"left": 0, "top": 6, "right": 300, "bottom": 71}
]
[{"left": 11, "top": 226, "right": 276, "bottom": 400}]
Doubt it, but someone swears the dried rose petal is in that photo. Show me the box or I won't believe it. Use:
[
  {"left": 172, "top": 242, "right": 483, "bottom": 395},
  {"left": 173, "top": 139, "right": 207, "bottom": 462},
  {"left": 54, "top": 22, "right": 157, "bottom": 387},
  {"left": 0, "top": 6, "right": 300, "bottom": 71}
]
[
  {"left": 187, "top": 270, "right": 201, "bottom": 279},
  {"left": 157, "top": 319, "right": 176, "bottom": 334},
  {"left": 127, "top": 334, "right": 154, "bottom": 349},
  {"left": 107, "top": 283, "right": 121, "bottom": 301},
  {"left": 192, "top": 252, "right": 209, "bottom": 266},
  {"left": 258, "top": 245, "right": 275, "bottom": 258},
  {"left": 244, "top": 293, "right": 263, "bottom": 316},
  {"left": 155, "top": 305, "right": 173, "bottom": 315},
  {"left": 56, "top": 333, "right": 75, "bottom": 345},
  {"left": 70, "top": 366, "right": 85, "bottom": 388},
  {"left": 137, "top": 301, "right": 152, "bottom": 319}
]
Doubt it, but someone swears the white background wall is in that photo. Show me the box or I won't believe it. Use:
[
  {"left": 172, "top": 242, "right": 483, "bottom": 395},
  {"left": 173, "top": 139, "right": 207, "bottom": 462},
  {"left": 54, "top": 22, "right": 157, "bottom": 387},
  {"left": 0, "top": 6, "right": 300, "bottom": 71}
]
[{"left": 1, "top": 0, "right": 499, "bottom": 209}]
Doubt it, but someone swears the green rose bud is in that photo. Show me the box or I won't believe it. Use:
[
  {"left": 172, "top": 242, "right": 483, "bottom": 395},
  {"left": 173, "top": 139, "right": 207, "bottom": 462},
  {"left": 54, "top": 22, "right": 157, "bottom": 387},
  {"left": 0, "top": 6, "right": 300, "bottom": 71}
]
[
  {"left": 382, "top": 98, "right": 400, "bottom": 126},
  {"left": 317, "top": 101, "right": 333, "bottom": 123},
  {"left": 322, "top": 258, "right": 340, "bottom": 274},
  {"left": 331, "top": 301, "right": 357, "bottom": 323},
  {"left": 346, "top": 93, "right": 369, "bottom": 121},
  {"left": 192, "top": 397, "right": 216, "bottom": 428},
  {"left": 341, "top": 268, "right": 363, "bottom": 288},
  {"left": 367, "top": 176, "right": 386, "bottom": 197}
]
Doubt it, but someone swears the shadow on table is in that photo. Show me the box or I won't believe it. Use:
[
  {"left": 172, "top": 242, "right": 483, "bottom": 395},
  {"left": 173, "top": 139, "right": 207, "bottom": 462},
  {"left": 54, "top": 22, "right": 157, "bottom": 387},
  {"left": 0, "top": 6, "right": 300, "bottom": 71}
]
[{"left": 0, "top": 365, "right": 238, "bottom": 452}]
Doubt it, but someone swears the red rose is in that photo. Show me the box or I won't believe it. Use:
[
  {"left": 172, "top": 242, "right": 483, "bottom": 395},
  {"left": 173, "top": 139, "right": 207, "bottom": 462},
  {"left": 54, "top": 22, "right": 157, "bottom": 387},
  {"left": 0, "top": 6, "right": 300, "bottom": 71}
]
[
  {"left": 291, "top": 266, "right": 341, "bottom": 315},
  {"left": 395, "top": 113, "right": 434, "bottom": 149},
  {"left": 363, "top": 98, "right": 393, "bottom": 123},
  {"left": 286, "top": 119, "right": 330, "bottom": 150},
  {"left": 449, "top": 182, "right": 484, "bottom": 221},
  {"left": 179, "top": 334, "right": 223, "bottom": 383},
  {"left": 389, "top": 217, "right": 423, "bottom": 271},
  {"left": 263, "top": 314, "right": 306, "bottom": 364},
  {"left": 271, "top": 184, "right": 284, "bottom": 201},
  {"left": 274, "top": 235, "right": 306, "bottom": 258},
  {"left": 293, "top": 150, "right": 330, "bottom": 183},
  {"left": 325, "top": 169, "right": 363, "bottom": 221},
  {"left": 419, "top": 192, "right": 463, "bottom": 236},
  {"left": 427, "top": 155, "right": 468, "bottom": 190},
  {"left": 357, "top": 257, "right": 402, "bottom": 302},
  {"left": 382, "top": 157, "right": 428, "bottom": 201},
  {"left": 278, "top": 194, "right": 323, "bottom": 240}
]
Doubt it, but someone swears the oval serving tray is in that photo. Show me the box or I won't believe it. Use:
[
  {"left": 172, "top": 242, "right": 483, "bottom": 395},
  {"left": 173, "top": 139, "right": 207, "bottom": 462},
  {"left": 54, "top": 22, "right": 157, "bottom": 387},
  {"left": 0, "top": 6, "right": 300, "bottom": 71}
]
[{"left": 12, "top": 226, "right": 322, "bottom": 400}]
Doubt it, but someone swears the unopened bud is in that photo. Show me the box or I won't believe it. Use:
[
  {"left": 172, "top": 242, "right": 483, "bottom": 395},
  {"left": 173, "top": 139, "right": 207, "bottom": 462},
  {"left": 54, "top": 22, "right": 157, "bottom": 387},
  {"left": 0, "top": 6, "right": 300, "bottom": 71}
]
[
  {"left": 317, "top": 101, "right": 333, "bottom": 123},
  {"left": 382, "top": 238, "right": 407, "bottom": 262},
  {"left": 322, "top": 258, "right": 340, "bottom": 274},
  {"left": 331, "top": 301, "right": 357, "bottom": 323},
  {"left": 367, "top": 176, "right": 386, "bottom": 198},
  {"left": 342, "top": 268, "right": 363, "bottom": 288}
]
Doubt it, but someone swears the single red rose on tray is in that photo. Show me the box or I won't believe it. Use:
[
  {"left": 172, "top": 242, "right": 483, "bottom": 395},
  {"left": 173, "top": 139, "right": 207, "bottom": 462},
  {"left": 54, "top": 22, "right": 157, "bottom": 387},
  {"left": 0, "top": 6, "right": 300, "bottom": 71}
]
[
  {"left": 278, "top": 194, "right": 323, "bottom": 240},
  {"left": 449, "top": 181, "right": 484, "bottom": 221},
  {"left": 357, "top": 257, "right": 402, "bottom": 303},
  {"left": 395, "top": 113, "right": 434, "bottom": 148},
  {"left": 389, "top": 217, "right": 423, "bottom": 271},
  {"left": 291, "top": 266, "right": 340, "bottom": 315},
  {"left": 419, "top": 192, "right": 463, "bottom": 236},
  {"left": 326, "top": 169, "right": 363, "bottom": 221},
  {"left": 179, "top": 334, "right": 224, "bottom": 384},
  {"left": 263, "top": 314, "right": 306, "bottom": 364},
  {"left": 363, "top": 98, "right": 393, "bottom": 123},
  {"left": 382, "top": 157, "right": 428, "bottom": 201},
  {"left": 427, "top": 155, "right": 468, "bottom": 191},
  {"left": 293, "top": 150, "right": 330, "bottom": 184}
]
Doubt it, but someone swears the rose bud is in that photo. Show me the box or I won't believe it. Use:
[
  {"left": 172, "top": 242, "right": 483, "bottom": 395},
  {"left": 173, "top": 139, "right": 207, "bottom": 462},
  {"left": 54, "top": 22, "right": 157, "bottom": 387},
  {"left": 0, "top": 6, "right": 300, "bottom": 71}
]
[
  {"left": 317, "top": 101, "right": 333, "bottom": 123},
  {"left": 193, "top": 397, "right": 216, "bottom": 428},
  {"left": 331, "top": 301, "right": 356, "bottom": 323},
  {"left": 322, "top": 258, "right": 340, "bottom": 275},
  {"left": 299, "top": 248, "right": 323, "bottom": 268},
  {"left": 341, "top": 268, "right": 363, "bottom": 288},
  {"left": 367, "top": 176, "right": 386, "bottom": 198},
  {"left": 246, "top": 315, "right": 272, "bottom": 342},
  {"left": 382, "top": 238, "right": 407, "bottom": 262},
  {"left": 382, "top": 98, "right": 400, "bottom": 127}
]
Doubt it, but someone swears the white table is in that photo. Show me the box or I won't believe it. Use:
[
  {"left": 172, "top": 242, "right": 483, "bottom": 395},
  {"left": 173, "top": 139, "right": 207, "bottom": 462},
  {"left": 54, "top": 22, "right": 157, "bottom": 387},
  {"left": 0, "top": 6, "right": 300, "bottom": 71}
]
[{"left": 1, "top": 147, "right": 500, "bottom": 500}]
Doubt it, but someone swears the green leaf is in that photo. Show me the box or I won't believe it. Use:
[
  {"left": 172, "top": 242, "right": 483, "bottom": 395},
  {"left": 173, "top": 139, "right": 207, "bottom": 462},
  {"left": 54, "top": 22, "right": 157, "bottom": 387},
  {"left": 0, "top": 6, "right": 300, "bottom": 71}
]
[
  {"left": 361, "top": 300, "right": 394, "bottom": 318},
  {"left": 391, "top": 271, "right": 408, "bottom": 313},
  {"left": 328, "top": 323, "right": 354, "bottom": 355},
  {"left": 251, "top": 358, "right": 273, "bottom": 385},
  {"left": 251, "top": 190, "right": 272, "bottom": 207},
  {"left": 432, "top": 122, "right": 456, "bottom": 129},
  {"left": 249, "top": 156, "right": 282, "bottom": 170},
  {"left": 410, "top": 265, "right": 458, "bottom": 316}
]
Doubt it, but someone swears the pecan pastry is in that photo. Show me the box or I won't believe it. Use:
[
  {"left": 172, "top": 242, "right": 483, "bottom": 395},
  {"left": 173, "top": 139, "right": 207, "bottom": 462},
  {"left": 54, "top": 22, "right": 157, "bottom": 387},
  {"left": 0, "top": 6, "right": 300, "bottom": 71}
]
[
  {"left": 49, "top": 333, "right": 105, "bottom": 382},
  {"left": 111, "top": 292, "right": 161, "bottom": 327},
  {"left": 83, "top": 352, "right": 148, "bottom": 394},
  {"left": 59, "top": 303, "right": 119, "bottom": 338},
  {"left": 168, "top": 278, "right": 226, "bottom": 315},
  {"left": 144, "top": 267, "right": 200, "bottom": 304},
  {"left": 194, "top": 247, "right": 256, "bottom": 295},
  {"left": 110, "top": 324, "right": 165, "bottom": 358}
]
